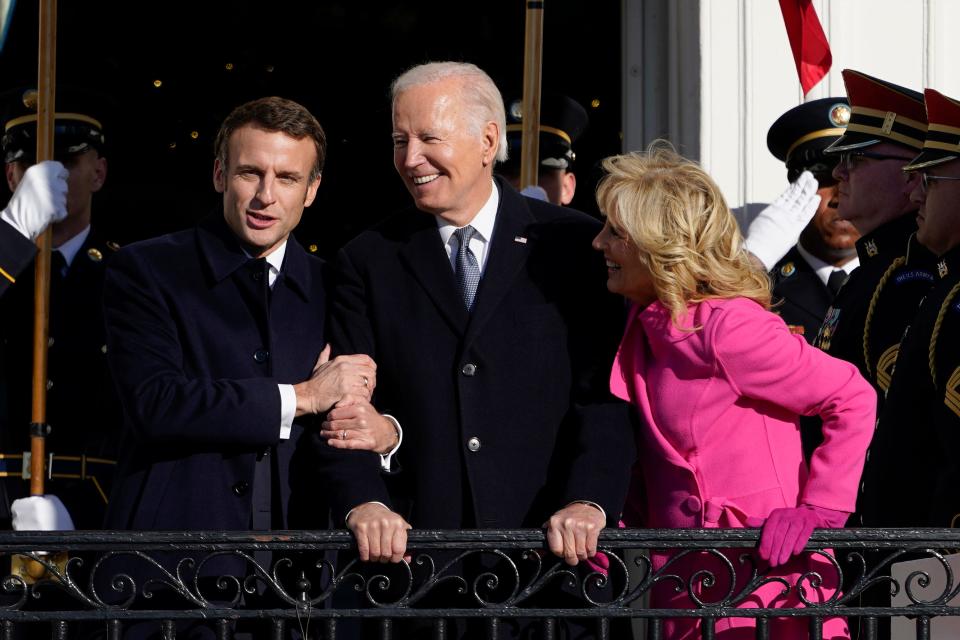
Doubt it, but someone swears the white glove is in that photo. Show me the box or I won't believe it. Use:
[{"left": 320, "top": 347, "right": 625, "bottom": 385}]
[
  {"left": 744, "top": 171, "right": 820, "bottom": 271},
  {"left": 1, "top": 161, "right": 69, "bottom": 241},
  {"left": 11, "top": 495, "right": 75, "bottom": 531}
]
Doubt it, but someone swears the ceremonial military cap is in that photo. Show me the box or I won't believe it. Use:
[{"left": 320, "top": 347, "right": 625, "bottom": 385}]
[
  {"left": 903, "top": 89, "right": 960, "bottom": 172},
  {"left": 767, "top": 97, "right": 850, "bottom": 182},
  {"left": 1, "top": 86, "right": 106, "bottom": 164},
  {"left": 825, "top": 69, "right": 926, "bottom": 153},
  {"left": 502, "top": 93, "right": 588, "bottom": 171}
]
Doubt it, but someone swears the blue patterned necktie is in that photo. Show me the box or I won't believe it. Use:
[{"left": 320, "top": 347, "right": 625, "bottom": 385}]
[{"left": 453, "top": 225, "right": 480, "bottom": 311}]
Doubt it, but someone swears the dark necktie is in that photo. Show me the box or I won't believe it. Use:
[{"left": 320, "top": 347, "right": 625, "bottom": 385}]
[
  {"left": 453, "top": 226, "right": 481, "bottom": 311},
  {"left": 50, "top": 250, "right": 67, "bottom": 296},
  {"left": 827, "top": 269, "right": 847, "bottom": 297}
]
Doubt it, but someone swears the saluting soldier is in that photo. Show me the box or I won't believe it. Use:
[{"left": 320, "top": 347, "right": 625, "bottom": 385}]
[
  {"left": 0, "top": 88, "right": 120, "bottom": 529},
  {"left": 814, "top": 70, "right": 936, "bottom": 402},
  {"left": 858, "top": 88, "right": 960, "bottom": 529},
  {"left": 766, "top": 98, "right": 860, "bottom": 341},
  {"left": 763, "top": 98, "right": 861, "bottom": 462}
]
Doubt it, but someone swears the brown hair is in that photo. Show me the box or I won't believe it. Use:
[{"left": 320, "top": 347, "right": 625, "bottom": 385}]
[{"left": 214, "top": 97, "right": 326, "bottom": 181}]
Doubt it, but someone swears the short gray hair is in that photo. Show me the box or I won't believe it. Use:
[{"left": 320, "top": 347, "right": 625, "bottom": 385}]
[{"left": 391, "top": 62, "right": 508, "bottom": 163}]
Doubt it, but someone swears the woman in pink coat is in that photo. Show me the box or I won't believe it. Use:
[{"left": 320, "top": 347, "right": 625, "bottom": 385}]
[{"left": 591, "top": 144, "right": 875, "bottom": 640}]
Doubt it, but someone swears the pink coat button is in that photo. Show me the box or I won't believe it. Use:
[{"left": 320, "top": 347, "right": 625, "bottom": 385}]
[{"left": 684, "top": 495, "right": 702, "bottom": 512}]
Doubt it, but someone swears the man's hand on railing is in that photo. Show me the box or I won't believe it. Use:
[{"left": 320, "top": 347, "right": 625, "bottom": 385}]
[
  {"left": 11, "top": 495, "right": 75, "bottom": 531},
  {"left": 757, "top": 505, "right": 849, "bottom": 567},
  {"left": 346, "top": 502, "right": 411, "bottom": 563},
  {"left": 544, "top": 502, "right": 606, "bottom": 566}
]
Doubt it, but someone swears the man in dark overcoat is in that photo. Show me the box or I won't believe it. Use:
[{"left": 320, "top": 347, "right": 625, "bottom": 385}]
[
  {"left": 100, "top": 97, "right": 381, "bottom": 638},
  {"left": 323, "top": 62, "right": 635, "bottom": 573}
]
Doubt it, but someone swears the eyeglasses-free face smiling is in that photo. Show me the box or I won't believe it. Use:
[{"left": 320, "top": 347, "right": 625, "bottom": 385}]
[{"left": 591, "top": 217, "right": 658, "bottom": 306}]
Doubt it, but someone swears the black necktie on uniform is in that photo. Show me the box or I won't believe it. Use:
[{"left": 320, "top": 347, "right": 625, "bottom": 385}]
[{"left": 827, "top": 269, "right": 847, "bottom": 297}]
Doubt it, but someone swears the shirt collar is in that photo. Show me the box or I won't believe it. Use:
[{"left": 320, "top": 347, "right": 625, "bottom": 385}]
[
  {"left": 242, "top": 240, "right": 287, "bottom": 287},
  {"left": 436, "top": 179, "right": 500, "bottom": 246},
  {"left": 795, "top": 242, "right": 859, "bottom": 287},
  {"left": 53, "top": 225, "right": 91, "bottom": 268}
]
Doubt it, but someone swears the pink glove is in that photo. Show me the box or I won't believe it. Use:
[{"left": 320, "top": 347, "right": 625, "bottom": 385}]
[
  {"left": 758, "top": 505, "right": 849, "bottom": 567},
  {"left": 585, "top": 552, "right": 610, "bottom": 576}
]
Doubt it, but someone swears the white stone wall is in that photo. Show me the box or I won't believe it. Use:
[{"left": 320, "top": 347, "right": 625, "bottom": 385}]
[{"left": 623, "top": 0, "right": 960, "bottom": 227}]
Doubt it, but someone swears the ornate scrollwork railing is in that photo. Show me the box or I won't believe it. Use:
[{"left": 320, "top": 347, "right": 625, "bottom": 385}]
[{"left": 0, "top": 528, "right": 958, "bottom": 638}]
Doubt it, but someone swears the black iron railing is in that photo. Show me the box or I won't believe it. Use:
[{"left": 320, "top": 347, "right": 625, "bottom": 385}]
[{"left": 0, "top": 529, "right": 958, "bottom": 639}]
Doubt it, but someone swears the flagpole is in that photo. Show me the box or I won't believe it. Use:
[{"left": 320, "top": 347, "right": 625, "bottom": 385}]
[
  {"left": 30, "top": 0, "right": 57, "bottom": 497},
  {"left": 519, "top": 0, "right": 544, "bottom": 190}
]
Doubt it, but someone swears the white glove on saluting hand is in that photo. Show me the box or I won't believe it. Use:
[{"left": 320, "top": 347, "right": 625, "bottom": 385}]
[
  {"left": 11, "top": 495, "right": 75, "bottom": 531},
  {"left": 0, "top": 161, "right": 69, "bottom": 241},
  {"left": 744, "top": 171, "right": 820, "bottom": 271}
]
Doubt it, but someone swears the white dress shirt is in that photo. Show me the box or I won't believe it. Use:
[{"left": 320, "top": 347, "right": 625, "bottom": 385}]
[
  {"left": 53, "top": 225, "right": 91, "bottom": 271},
  {"left": 795, "top": 242, "right": 859, "bottom": 287},
  {"left": 437, "top": 180, "right": 500, "bottom": 275}
]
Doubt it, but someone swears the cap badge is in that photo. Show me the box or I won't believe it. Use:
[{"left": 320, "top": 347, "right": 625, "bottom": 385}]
[
  {"left": 829, "top": 104, "right": 851, "bottom": 127},
  {"left": 865, "top": 239, "right": 879, "bottom": 257},
  {"left": 780, "top": 262, "right": 796, "bottom": 277},
  {"left": 938, "top": 259, "right": 948, "bottom": 278},
  {"left": 87, "top": 248, "right": 103, "bottom": 262}
]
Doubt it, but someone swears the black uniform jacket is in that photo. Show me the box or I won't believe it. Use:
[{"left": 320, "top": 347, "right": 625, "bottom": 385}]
[
  {"left": 0, "top": 228, "right": 119, "bottom": 455},
  {"left": 102, "top": 212, "right": 379, "bottom": 532},
  {"left": 858, "top": 246, "right": 960, "bottom": 527},
  {"left": 770, "top": 246, "right": 834, "bottom": 343},
  {"left": 324, "top": 177, "right": 636, "bottom": 529},
  {"left": 0, "top": 220, "right": 36, "bottom": 298},
  {"left": 0, "top": 228, "right": 121, "bottom": 528},
  {"left": 815, "top": 214, "right": 936, "bottom": 400}
]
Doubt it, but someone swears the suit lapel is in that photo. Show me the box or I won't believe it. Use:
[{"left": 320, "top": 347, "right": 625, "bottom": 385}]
[
  {"left": 463, "top": 182, "right": 533, "bottom": 345},
  {"left": 398, "top": 215, "right": 470, "bottom": 333}
]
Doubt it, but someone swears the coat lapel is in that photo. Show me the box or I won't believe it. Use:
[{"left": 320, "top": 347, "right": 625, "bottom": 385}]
[
  {"left": 398, "top": 214, "right": 470, "bottom": 333},
  {"left": 463, "top": 180, "right": 533, "bottom": 345}
]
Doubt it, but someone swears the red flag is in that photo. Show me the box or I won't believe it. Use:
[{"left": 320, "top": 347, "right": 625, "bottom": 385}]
[{"left": 779, "top": 0, "right": 832, "bottom": 95}]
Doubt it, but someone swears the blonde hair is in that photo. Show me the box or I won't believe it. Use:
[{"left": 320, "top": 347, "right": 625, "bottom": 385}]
[{"left": 596, "top": 141, "right": 771, "bottom": 326}]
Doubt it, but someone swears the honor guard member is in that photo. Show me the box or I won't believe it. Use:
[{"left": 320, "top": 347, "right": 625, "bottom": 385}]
[
  {"left": 497, "top": 93, "right": 587, "bottom": 205},
  {"left": 0, "top": 88, "right": 120, "bottom": 529},
  {"left": 814, "top": 70, "right": 936, "bottom": 402},
  {"left": 0, "top": 161, "right": 68, "bottom": 297},
  {"left": 857, "top": 88, "right": 960, "bottom": 530},
  {"left": 766, "top": 98, "right": 860, "bottom": 341},
  {"left": 765, "top": 99, "right": 861, "bottom": 462}
]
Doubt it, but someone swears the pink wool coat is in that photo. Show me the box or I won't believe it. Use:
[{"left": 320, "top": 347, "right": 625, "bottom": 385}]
[{"left": 611, "top": 297, "right": 876, "bottom": 640}]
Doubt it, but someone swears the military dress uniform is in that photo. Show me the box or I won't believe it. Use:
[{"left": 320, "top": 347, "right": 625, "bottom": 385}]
[
  {"left": 0, "top": 88, "right": 118, "bottom": 529},
  {"left": 0, "top": 221, "right": 37, "bottom": 298},
  {"left": 858, "top": 248, "right": 960, "bottom": 527},
  {"left": 772, "top": 247, "right": 838, "bottom": 339},
  {"left": 814, "top": 71, "right": 934, "bottom": 399},
  {"left": 0, "top": 230, "right": 120, "bottom": 529},
  {"left": 857, "top": 87, "right": 960, "bottom": 529}
]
